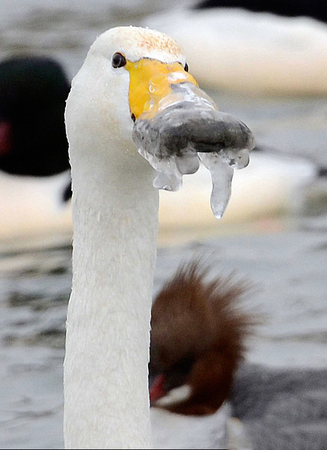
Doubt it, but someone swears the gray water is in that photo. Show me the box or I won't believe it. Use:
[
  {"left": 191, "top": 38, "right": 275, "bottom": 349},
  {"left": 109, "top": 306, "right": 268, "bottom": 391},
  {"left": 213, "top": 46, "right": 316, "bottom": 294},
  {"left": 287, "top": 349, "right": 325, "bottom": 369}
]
[{"left": 0, "top": 1, "right": 327, "bottom": 448}]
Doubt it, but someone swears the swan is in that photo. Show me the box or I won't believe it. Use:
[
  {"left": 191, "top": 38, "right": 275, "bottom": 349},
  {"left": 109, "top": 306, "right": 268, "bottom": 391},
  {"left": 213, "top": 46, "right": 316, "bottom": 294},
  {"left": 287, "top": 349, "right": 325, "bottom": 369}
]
[
  {"left": 63, "top": 25, "right": 254, "bottom": 448},
  {"left": 0, "top": 55, "right": 72, "bottom": 240},
  {"left": 143, "top": 5, "right": 327, "bottom": 94}
]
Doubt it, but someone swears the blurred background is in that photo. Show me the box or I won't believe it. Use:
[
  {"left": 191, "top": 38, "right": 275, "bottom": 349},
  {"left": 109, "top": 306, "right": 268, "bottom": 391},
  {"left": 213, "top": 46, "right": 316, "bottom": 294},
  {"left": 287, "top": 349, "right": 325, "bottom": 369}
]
[{"left": 0, "top": 0, "right": 327, "bottom": 448}]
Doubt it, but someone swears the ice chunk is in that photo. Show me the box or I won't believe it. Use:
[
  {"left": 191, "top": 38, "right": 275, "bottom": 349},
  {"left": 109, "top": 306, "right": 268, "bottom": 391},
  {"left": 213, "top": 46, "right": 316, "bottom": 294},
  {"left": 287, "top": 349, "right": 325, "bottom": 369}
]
[
  {"left": 175, "top": 150, "right": 200, "bottom": 175},
  {"left": 138, "top": 147, "right": 183, "bottom": 191},
  {"left": 132, "top": 82, "right": 255, "bottom": 218},
  {"left": 199, "top": 152, "right": 234, "bottom": 219},
  {"left": 223, "top": 147, "right": 250, "bottom": 169}
]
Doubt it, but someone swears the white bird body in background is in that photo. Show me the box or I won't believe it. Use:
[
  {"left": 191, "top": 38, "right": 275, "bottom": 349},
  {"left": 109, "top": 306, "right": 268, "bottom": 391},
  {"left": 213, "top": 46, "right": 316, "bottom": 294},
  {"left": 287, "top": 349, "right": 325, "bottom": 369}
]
[
  {"left": 0, "top": 170, "right": 72, "bottom": 239},
  {"left": 144, "top": 7, "right": 327, "bottom": 95}
]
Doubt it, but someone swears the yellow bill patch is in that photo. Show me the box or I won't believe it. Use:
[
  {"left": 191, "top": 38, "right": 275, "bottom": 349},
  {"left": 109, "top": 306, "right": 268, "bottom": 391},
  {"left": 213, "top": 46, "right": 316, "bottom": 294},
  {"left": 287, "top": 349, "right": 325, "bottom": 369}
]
[{"left": 125, "top": 58, "right": 198, "bottom": 120}]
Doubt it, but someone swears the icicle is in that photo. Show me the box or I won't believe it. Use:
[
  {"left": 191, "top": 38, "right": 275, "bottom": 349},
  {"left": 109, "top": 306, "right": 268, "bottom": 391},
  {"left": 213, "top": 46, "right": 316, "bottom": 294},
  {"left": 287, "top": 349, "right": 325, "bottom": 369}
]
[{"left": 199, "top": 152, "right": 234, "bottom": 219}]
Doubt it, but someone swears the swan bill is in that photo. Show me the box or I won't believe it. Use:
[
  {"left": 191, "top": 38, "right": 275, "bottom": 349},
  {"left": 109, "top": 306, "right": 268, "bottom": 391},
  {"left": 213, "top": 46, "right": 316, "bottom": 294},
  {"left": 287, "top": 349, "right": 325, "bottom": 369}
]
[
  {"left": 126, "top": 58, "right": 197, "bottom": 120},
  {"left": 133, "top": 90, "right": 254, "bottom": 159},
  {"left": 126, "top": 56, "right": 254, "bottom": 160}
]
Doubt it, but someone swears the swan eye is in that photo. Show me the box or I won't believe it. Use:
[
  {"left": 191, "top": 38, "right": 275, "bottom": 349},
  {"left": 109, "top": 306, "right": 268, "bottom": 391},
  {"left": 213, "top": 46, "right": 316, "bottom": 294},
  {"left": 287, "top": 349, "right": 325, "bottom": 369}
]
[
  {"left": 112, "top": 52, "right": 127, "bottom": 68},
  {"left": 184, "top": 63, "right": 189, "bottom": 72}
]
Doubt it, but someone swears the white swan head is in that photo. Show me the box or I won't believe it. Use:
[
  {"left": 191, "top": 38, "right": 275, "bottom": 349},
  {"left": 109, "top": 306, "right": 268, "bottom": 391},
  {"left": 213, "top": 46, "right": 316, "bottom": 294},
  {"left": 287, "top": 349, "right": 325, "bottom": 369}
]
[
  {"left": 66, "top": 26, "right": 254, "bottom": 218},
  {"left": 66, "top": 26, "right": 189, "bottom": 152},
  {"left": 64, "top": 26, "right": 255, "bottom": 449}
]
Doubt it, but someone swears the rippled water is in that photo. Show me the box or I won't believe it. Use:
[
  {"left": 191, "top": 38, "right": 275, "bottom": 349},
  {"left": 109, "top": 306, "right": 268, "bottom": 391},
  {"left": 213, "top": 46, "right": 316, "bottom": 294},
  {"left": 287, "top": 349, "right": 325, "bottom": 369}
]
[
  {"left": 0, "top": 1, "right": 327, "bottom": 448},
  {"left": 1, "top": 224, "right": 327, "bottom": 448}
]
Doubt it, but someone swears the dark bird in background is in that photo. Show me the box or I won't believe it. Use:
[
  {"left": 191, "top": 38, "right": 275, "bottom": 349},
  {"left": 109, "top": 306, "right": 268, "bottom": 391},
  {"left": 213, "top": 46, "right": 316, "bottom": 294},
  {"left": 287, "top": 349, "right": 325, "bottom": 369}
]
[
  {"left": 0, "top": 55, "right": 71, "bottom": 201},
  {"left": 150, "top": 260, "right": 253, "bottom": 415},
  {"left": 150, "top": 259, "right": 327, "bottom": 449},
  {"left": 196, "top": 0, "right": 327, "bottom": 23}
]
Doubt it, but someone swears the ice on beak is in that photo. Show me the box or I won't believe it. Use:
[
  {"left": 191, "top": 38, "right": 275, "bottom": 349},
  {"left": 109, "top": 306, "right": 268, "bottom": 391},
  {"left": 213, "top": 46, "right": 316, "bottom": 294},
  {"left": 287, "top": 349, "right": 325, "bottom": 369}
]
[{"left": 132, "top": 81, "right": 255, "bottom": 218}]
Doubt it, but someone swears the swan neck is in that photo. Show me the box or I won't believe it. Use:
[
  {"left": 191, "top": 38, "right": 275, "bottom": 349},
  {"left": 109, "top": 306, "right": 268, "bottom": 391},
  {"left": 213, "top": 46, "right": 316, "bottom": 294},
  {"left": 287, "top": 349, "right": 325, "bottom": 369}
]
[{"left": 64, "top": 143, "right": 158, "bottom": 448}]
